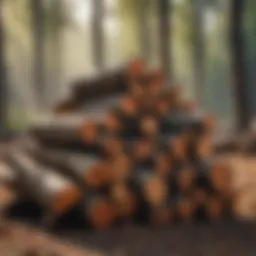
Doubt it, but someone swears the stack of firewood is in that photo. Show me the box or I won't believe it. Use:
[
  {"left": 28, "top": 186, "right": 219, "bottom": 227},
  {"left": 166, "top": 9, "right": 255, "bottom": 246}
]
[{"left": 0, "top": 58, "right": 239, "bottom": 230}]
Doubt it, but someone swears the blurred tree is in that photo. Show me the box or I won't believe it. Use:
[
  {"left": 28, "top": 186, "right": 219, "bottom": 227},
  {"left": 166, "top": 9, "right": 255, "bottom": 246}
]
[
  {"left": 230, "top": 0, "right": 250, "bottom": 130},
  {"left": 157, "top": 0, "right": 172, "bottom": 83},
  {"left": 136, "top": 0, "right": 152, "bottom": 61},
  {"left": 45, "top": 0, "right": 69, "bottom": 103},
  {"left": 92, "top": 0, "right": 105, "bottom": 70},
  {"left": 172, "top": 0, "right": 193, "bottom": 96},
  {"left": 118, "top": 0, "right": 152, "bottom": 62},
  {"left": 190, "top": 0, "right": 205, "bottom": 102},
  {"left": 244, "top": 0, "right": 256, "bottom": 119},
  {"left": 0, "top": 0, "right": 7, "bottom": 137},
  {"left": 30, "top": 0, "right": 46, "bottom": 109},
  {"left": 190, "top": 0, "right": 218, "bottom": 102}
]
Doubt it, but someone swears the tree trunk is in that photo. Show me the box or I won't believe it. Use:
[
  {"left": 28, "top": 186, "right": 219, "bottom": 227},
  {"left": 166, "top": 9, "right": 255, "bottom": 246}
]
[
  {"left": 92, "top": 0, "right": 105, "bottom": 71},
  {"left": 230, "top": 0, "right": 250, "bottom": 131},
  {"left": 157, "top": 0, "right": 172, "bottom": 83},
  {"left": 138, "top": 1, "right": 151, "bottom": 62},
  {"left": 30, "top": 0, "right": 46, "bottom": 109},
  {"left": 49, "top": 0, "right": 63, "bottom": 105},
  {"left": 0, "top": 0, "right": 7, "bottom": 138},
  {"left": 191, "top": 0, "right": 205, "bottom": 103}
]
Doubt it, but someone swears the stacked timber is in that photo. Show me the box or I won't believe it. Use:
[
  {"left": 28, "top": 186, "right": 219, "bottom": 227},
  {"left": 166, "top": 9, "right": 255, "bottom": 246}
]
[{"left": 1, "top": 58, "right": 241, "bottom": 230}]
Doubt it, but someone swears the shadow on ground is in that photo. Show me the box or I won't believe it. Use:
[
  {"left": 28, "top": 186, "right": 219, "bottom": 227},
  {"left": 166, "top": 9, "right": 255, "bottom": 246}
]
[{"left": 54, "top": 222, "right": 256, "bottom": 256}]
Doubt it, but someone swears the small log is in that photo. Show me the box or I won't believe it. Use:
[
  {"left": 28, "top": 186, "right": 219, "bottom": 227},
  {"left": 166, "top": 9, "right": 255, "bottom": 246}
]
[
  {"left": 175, "top": 166, "right": 196, "bottom": 195},
  {"left": 206, "top": 196, "right": 225, "bottom": 221},
  {"left": 176, "top": 196, "right": 196, "bottom": 223},
  {"left": 194, "top": 158, "right": 233, "bottom": 197},
  {"left": 189, "top": 135, "right": 213, "bottom": 162},
  {"left": 140, "top": 173, "right": 168, "bottom": 209},
  {"left": 132, "top": 139, "right": 155, "bottom": 168},
  {"left": 84, "top": 192, "right": 116, "bottom": 230},
  {"left": 154, "top": 152, "right": 172, "bottom": 178},
  {"left": 162, "top": 134, "right": 190, "bottom": 164},
  {"left": 191, "top": 188, "right": 209, "bottom": 209},
  {"left": 109, "top": 181, "right": 137, "bottom": 222},
  {"left": 108, "top": 153, "right": 133, "bottom": 183}
]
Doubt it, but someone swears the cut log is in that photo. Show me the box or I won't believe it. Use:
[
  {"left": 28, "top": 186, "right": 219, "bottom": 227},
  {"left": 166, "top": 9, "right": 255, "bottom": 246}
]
[
  {"left": 176, "top": 196, "right": 196, "bottom": 222},
  {"left": 6, "top": 151, "right": 81, "bottom": 225},
  {"left": 84, "top": 192, "right": 116, "bottom": 230},
  {"left": 71, "top": 58, "right": 145, "bottom": 104},
  {"left": 31, "top": 115, "right": 99, "bottom": 146},
  {"left": 27, "top": 147, "right": 111, "bottom": 189},
  {"left": 109, "top": 181, "right": 137, "bottom": 222}
]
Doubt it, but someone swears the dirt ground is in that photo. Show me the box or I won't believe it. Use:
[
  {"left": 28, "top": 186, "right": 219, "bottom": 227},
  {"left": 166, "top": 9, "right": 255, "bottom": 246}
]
[{"left": 0, "top": 221, "right": 102, "bottom": 256}]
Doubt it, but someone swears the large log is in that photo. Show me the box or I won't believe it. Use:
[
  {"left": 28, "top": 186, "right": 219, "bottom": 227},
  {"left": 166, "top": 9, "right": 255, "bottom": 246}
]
[
  {"left": 52, "top": 68, "right": 163, "bottom": 115},
  {"left": 30, "top": 115, "right": 105, "bottom": 154},
  {"left": 71, "top": 58, "right": 145, "bottom": 104},
  {"left": 0, "top": 160, "right": 19, "bottom": 214},
  {"left": 28, "top": 147, "right": 112, "bottom": 190},
  {"left": 6, "top": 150, "right": 81, "bottom": 226},
  {"left": 52, "top": 93, "right": 123, "bottom": 115},
  {"left": 31, "top": 115, "right": 98, "bottom": 143}
]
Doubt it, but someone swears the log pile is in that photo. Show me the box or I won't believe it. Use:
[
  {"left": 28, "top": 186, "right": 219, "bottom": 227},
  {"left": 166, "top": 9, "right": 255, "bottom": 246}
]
[{"left": 1, "top": 58, "right": 253, "bottom": 230}]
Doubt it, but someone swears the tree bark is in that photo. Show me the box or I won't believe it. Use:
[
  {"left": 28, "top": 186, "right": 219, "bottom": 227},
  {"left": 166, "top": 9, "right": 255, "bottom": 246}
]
[
  {"left": 157, "top": 0, "right": 172, "bottom": 83},
  {"left": 0, "top": 0, "right": 7, "bottom": 138},
  {"left": 49, "top": 0, "right": 63, "bottom": 105},
  {"left": 230, "top": 0, "right": 250, "bottom": 131},
  {"left": 30, "top": 0, "right": 46, "bottom": 109},
  {"left": 138, "top": 1, "right": 151, "bottom": 62},
  {"left": 191, "top": 0, "right": 205, "bottom": 103},
  {"left": 92, "top": 0, "right": 105, "bottom": 71}
]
